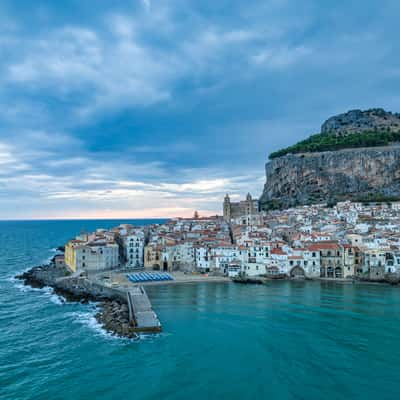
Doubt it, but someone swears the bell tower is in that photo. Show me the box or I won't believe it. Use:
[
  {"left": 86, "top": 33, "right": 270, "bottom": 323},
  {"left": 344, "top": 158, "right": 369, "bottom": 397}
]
[{"left": 223, "top": 194, "right": 231, "bottom": 221}]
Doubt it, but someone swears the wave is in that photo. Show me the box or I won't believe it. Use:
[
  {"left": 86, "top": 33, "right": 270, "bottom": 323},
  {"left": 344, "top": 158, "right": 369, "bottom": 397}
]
[
  {"left": 6, "top": 266, "right": 32, "bottom": 280},
  {"left": 49, "top": 292, "right": 66, "bottom": 305},
  {"left": 40, "top": 246, "right": 62, "bottom": 266},
  {"left": 10, "top": 277, "right": 67, "bottom": 304},
  {"left": 67, "top": 309, "right": 133, "bottom": 342},
  {"left": 8, "top": 272, "right": 150, "bottom": 342},
  {"left": 138, "top": 332, "right": 164, "bottom": 341}
]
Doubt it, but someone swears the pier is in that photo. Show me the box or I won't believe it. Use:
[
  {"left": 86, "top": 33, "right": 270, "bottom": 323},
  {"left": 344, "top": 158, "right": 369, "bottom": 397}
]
[{"left": 126, "top": 286, "right": 162, "bottom": 333}]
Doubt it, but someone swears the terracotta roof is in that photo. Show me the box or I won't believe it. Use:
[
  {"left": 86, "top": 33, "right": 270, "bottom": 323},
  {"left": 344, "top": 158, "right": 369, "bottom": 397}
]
[
  {"left": 271, "top": 248, "right": 287, "bottom": 255},
  {"left": 308, "top": 242, "right": 340, "bottom": 251}
]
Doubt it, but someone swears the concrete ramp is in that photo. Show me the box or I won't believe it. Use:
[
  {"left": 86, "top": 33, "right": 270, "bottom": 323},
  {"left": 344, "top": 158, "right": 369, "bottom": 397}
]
[{"left": 127, "top": 286, "right": 161, "bottom": 333}]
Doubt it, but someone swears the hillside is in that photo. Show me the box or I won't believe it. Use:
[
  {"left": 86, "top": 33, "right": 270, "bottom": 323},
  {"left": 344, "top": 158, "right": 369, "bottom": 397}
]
[
  {"left": 260, "top": 109, "right": 400, "bottom": 210},
  {"left": 269, "top": 109, "right": 400, "bottom": 159},
  {"left": 269, "top": 130, "right": 400, "bottom": 159}
]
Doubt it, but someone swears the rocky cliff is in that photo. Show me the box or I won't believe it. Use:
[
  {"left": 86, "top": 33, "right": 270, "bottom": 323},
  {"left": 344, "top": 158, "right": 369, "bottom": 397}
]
[
  {"left": 260, "top": 108, "right": 400, "bottom": 210},
  {"left": 321, "top": 108, "right": 400, "bottom": 136},
  {"left": 260, "top": 146, "right": 400, "bottom": 209}
]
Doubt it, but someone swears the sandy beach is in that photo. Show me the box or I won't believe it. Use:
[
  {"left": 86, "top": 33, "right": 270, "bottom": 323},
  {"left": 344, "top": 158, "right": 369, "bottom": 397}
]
[{"left": 93, "top": 270, "right": 231, "bottom": 289}]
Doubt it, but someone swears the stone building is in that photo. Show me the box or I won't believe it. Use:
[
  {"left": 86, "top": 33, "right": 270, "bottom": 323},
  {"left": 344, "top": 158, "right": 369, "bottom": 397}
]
[
  {"left": 65, "top": 238, "right": 119, "bottom": 273},
  {"left": 223, "top": 193, "right": 260, "bottom": 222},
  {"left": 308, "top": 242, "right": 344, "bottom": 278}
]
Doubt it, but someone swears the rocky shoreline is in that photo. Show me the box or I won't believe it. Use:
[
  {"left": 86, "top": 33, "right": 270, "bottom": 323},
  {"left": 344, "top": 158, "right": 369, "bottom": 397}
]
[{"left": 16, "top": 264, "right": 139, "bottom": 339}]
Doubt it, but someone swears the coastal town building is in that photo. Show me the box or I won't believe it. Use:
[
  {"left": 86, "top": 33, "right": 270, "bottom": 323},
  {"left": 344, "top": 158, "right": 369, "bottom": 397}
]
[
  {"left": 63, "top": 200, "right": 400, "bottom": 282},
  {"left": 113, "top": 225, "right": 145, "bottom": 268},
  {"left": 65, "top": 236, "right": 119, "bottom": 273}
]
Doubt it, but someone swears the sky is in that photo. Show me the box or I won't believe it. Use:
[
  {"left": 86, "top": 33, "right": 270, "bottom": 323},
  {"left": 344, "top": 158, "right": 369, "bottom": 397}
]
[{"left": 1, "top": 0, "right": 400, "bottom": 219}]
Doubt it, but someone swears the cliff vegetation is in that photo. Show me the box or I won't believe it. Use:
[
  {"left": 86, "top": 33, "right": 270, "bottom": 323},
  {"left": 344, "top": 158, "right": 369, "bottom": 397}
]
[{"left": 269, "top": 129, "right": 400, "bottom": 159}]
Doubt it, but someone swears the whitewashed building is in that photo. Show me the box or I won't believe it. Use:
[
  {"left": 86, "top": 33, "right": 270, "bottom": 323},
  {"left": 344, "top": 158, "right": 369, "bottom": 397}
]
[{"left": 122, "top": 230, "right": 145, "bottom": 268}]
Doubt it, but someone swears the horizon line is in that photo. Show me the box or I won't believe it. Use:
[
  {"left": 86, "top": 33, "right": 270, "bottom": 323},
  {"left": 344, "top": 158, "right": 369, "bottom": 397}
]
[
  {"left": 0, "top": 215, "right": 223, "bottom": 222},
  {"left": 0, "top": 217, "right": 170, "bottom": 222}
]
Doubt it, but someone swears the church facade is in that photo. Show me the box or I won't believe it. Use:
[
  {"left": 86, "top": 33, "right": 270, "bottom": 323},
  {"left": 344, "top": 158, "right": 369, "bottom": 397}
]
[{"left": 223, "top": 193, "right": 260, "bottom": 221}]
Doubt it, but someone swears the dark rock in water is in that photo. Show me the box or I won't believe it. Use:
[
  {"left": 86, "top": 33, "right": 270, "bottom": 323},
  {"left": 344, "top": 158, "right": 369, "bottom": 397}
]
[
  {"left": 386, "top": 274, "right": 400, "bottom": 285},
  {"left": 95, "top": 301, "right": 139, "bottom": 339},
  {"left": 232, "top": 276, "right": 264, "bottom": 284},
  {"left": 16, "top": 263, "right": 70, "bottom": 289}
]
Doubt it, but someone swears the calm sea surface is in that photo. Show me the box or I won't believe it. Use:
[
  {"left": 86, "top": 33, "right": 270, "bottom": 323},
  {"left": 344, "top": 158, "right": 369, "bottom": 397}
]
[{"left": 1, "top": 220, "right": 400, "bottom": 400}]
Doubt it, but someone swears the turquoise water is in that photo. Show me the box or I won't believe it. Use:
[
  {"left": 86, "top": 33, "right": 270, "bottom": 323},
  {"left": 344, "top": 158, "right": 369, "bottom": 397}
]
[{"left": 1, "top": 220, "right": 400, "bottom": 400}]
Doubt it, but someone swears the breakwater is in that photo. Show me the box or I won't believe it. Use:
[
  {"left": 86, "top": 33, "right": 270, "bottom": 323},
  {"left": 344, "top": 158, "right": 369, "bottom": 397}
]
[{"left": 16, "top": 263, "right": 161, "bottom": 338}]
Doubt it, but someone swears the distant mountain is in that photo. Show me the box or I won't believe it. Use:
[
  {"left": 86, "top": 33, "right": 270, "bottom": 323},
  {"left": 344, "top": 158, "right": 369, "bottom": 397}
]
[{"left": 260, "top": 109, "right": 400, "bottom": 210}]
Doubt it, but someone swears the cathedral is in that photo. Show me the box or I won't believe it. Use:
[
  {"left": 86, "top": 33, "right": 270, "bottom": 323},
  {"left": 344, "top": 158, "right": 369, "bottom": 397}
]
[{"left": 223, "top": 193, "right": 260, "bottom": 221}]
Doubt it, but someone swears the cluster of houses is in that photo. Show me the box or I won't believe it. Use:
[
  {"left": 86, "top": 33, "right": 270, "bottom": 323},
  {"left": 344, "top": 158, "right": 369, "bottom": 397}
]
[
  {"left": 63, "top": 196, "right": 400, "bottom": 282},
  {"left": 64, "top": 224, "right": 144, "bottom": 273}
]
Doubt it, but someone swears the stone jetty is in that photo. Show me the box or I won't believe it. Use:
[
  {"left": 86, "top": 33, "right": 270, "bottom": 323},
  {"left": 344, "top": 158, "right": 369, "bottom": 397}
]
[{"left": 16, "top": 263, "right": 161, "bottom": 338}]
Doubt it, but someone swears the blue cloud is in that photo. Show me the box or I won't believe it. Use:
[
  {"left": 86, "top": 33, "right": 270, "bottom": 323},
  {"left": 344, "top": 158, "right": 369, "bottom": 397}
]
[{"left": 1, "top": 0, "right": 400, "bottom": 218}]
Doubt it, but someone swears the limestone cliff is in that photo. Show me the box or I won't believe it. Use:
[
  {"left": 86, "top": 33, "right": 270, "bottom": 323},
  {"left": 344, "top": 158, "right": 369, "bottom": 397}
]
[
  {"left": 260, "top": 146, "right": 400, "bottom": 209},
  {"left": 260, "top": 108, "right": 400, "bottom": 209},
  {"left": 259, "top": 105, "right": 400, "bottom": 211},
  {"left": 321, "top": 108, "right": 400, "bottom": 136},
  {"left": 260, "top": 145, "right": 400, "bottom": 210}
]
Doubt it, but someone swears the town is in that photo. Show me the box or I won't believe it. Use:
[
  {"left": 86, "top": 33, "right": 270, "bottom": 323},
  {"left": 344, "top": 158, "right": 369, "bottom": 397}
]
[{"left": 61, "top": 194, "right": 400, "bottom": 283}]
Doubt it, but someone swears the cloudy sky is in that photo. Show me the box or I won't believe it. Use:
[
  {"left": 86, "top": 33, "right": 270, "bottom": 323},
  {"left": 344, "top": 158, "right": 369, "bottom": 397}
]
[{"left": 1, "top": 0, "right": 399, "bottom": 219}]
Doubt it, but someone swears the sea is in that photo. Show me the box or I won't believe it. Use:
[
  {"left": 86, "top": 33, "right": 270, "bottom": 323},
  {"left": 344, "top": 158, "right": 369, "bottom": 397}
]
[{"left": 1, "top": 219, "right": 400, "bottom": 400}]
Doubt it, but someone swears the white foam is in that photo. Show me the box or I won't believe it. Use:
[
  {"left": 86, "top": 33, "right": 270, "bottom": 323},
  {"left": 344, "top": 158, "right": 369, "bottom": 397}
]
[
  {"left": 12, "top": 281, "right": 30, "bottom": 292},
  {"left": 68, "top": 306, "right": 142, "bottom": 342},
  {"left": 4, "top": 275, "right": 20, "bottom": 284},
  {"left": 11, "top": 279, "right": 67, "bottom": 305},
  {"left": 5, "top": 267, "right": 32, "bottom": 283},
  {"left": 50, "top": 293, "right": 66, "bottom": 305},
  {"left": 40, "top": 247, "right": 61, "bottom": 266},
  {"left": 139, "top": 331, "right": 169, "bottom": 341},
  {"left": 68, "top": 309, "right": 128, "bottom": 341}
]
